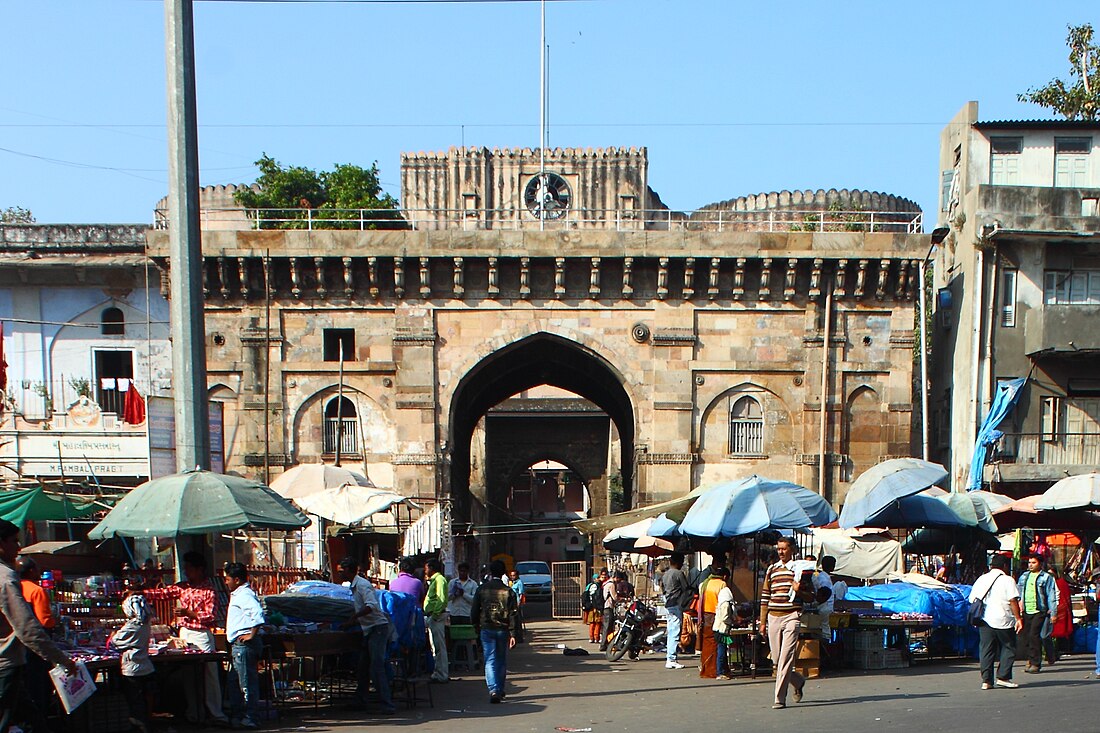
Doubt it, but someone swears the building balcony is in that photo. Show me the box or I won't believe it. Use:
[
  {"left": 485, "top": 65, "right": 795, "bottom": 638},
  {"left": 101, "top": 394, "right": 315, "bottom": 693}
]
[
  {"left": 984, "top": 432, "right": 1100, "bottom": 482},
  {"left": 977, "top": 185, "right": 1100, "bottom": 232},
  {"left": 1024, "top": 305, "right": 1100, "bottom": 356}
]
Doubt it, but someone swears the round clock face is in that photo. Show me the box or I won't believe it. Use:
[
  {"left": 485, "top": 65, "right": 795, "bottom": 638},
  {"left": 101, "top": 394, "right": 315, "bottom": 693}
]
[{"left": 524, "top": 173, "right": 571, "bottom": 220}]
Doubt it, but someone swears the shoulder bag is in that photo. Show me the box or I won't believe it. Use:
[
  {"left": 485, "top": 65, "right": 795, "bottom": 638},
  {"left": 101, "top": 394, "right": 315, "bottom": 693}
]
[{"left": 967, "top": 575, "right": 997, "bottom": 626}]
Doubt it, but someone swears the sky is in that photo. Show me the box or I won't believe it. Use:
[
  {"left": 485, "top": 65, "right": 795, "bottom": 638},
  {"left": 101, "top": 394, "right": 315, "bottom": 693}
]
[{"left": 3, "top": 0, "right": 1097, "bottom": 225}]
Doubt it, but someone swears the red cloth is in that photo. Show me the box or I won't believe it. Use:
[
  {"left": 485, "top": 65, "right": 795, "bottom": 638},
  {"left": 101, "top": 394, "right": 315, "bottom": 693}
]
[
  {"left": 1053, "top": 577, "right": 1073, "bottom": 638},
  {"left": 164, "top": 580, "right": 217, "bottom": 631},
  {"left": 123, "top": 385, "right": 146, "bottom": 424}
]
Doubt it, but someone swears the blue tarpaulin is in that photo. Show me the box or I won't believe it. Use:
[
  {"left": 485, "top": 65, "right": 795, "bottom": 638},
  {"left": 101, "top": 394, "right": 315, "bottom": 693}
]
[
  {"left": 843, "top": 582, "right": 972, "bottom": 627},
  {"left": 967, "top": 377, "right": 1027, "bottom": 491}
]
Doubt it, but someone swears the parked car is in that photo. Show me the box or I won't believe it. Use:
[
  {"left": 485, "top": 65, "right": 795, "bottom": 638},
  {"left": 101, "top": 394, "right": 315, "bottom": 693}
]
[{"left": 514, "top": 561, "right": 553, "bottom": 601}]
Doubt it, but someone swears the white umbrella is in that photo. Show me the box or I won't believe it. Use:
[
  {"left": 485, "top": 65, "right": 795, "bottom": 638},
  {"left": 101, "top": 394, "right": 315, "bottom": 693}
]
[
  {"left": 1034, "top": 472, "right": 1100, "bottom": 511},
  {"left": 293, "top": 482, "right": 419, "bottom": 527},
  {"left": 270, "top": 464, "right": 374, "bottom": 500}
]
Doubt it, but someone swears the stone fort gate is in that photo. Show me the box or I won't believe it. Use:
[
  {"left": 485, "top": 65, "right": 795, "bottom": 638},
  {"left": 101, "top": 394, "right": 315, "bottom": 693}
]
[{"left": 148, "top": 146, "right": 927, "bottom": 566}]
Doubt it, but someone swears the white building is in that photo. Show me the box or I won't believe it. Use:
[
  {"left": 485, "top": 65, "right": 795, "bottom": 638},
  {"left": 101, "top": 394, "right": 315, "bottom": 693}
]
[{"left": 0, "top": 224, "right": 171, "bottom": 489}]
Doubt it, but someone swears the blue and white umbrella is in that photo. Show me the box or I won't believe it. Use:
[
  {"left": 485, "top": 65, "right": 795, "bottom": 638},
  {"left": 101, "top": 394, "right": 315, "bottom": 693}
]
[
  {"left": 678, "top": 475, "right": 837, "bottom": 538},
  {"left": 601, "top": 513, "right": 680, "bottom": 552},
  {"left": 861, "top": 493, "right": 969, "bottom": 529},
  {"left": 840, "top": 458, "right": 949, "bottom": 529}
]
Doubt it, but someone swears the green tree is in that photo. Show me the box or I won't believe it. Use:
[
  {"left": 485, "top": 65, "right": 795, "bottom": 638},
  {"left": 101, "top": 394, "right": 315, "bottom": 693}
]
[
  {"left": 1018, "top": 23, "right": 1100, "bottom": 121},
  {"left": 0, "top": 206, "right": 35, "bottom": 224},
  {"left": 234, "top": 154, "right": 405, "bottom": 230}
]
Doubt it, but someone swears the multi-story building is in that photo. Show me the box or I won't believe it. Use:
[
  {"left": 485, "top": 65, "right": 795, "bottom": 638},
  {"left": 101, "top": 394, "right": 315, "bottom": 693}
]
[
  {"left": 934, "top": 102, "right": 1100, "bottom": 493},
  {"left": 0, "top": 225, "right": 172, "bottom": 536}
]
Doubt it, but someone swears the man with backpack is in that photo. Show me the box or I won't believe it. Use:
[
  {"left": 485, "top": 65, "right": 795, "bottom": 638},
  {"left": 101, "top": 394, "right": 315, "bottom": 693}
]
[
  {"left": 660, "top": 553, "right": 690, "bottom": 670},
  {"left": 471, "top": 560, "right": 520, "bottom": 704},
  {"left": 969, "top": 553, "right": 1023, "bottom": 690}
]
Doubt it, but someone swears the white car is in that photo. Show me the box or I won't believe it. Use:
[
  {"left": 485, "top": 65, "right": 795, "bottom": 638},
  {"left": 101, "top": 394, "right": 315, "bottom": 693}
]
[{"left": 515, "top": 561, "right": 553, "bottom": 601}]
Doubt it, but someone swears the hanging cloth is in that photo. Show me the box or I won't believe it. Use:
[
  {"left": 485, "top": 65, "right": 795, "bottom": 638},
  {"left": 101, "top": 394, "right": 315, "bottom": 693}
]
[{"left": 123, "top": 385, "right": 146, "bottom": 425}]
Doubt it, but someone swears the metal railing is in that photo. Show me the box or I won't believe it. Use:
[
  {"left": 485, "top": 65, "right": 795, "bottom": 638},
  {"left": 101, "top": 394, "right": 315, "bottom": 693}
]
[
  {"left": 729, "top": 420, "right": 764, "bottom": 456},
  {"left": 992, "top": 432, "right": 1100, "bottom": 466},
  {"left": 322, "top": 417, "right": 359, "bottom": 456},
  {"left": 154, "top": 207, "right": 924, "bottom": 234},
  {"left": 7, "top": 376, "right": 145, "bottom": 422}
]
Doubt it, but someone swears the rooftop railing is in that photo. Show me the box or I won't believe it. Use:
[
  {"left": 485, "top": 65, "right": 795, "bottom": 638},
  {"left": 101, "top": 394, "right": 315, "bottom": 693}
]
[{"left": 153, "top": 207, "right": 924, "bottom": 234}]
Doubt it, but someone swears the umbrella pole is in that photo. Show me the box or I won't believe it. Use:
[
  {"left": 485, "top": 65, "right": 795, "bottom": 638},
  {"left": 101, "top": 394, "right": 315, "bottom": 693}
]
[{"left": 751, "top": 532, "right": 758, "bottom": 680}]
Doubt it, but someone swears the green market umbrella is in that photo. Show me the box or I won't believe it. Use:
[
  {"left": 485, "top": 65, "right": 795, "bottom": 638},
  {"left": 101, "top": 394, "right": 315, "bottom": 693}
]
[
  {"left": 88, "top": 469, "right": 309, "bottom": 539},
  {"left": 0, "top": 487, "right": 100, "bottom": 526}
]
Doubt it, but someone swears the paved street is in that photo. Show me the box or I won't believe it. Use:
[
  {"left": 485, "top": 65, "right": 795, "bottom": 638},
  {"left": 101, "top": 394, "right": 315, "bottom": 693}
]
[{"left": 257, "top": 613, "right": 1100, "bottom": 733}]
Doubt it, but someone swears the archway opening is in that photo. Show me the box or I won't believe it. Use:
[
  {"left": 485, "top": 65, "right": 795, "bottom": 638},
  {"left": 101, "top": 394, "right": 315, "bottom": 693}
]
[{"left": 449, "top": 333, "right": 635, "bottom": 565}]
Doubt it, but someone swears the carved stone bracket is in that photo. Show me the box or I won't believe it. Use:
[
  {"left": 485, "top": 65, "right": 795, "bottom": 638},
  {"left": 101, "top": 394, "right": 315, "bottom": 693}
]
[
  {"left": 834, "top": 259, "right": 848, "bottom": 298},
  {"left": 637, "top": 452, "right": 697, "bottom": 465},
  {"left": 784, "top": 258, "right": 798, "bottom": 301},
  {"left": 683, "top": 257, "right": 695, "bottom": 300},
  {"left": 368, "top": 257, "right": 380, "bottom": 299},
  {"left": 419, "top": 257, "right": 431, "bottom": 299},
  {"left": 453, "top": 256, "right": 465, "bottom": 298},
  {"left": 589, "top": 257, "right": 601, "bottom": 298},
  {"left": 393, "top": 256, "right": 405, "bottom": 298},
  {"left": 554, "top": 257, "right": 566, "bottom": 298},
  {"left": 657, "top": 257, "right": 669, "bottom": 300},
  {"left": 759, "top": 258, "right": 772, "bottom": 301},
  {"left": 519, "top": 257, "right": 531, "bottom": 300},
  {"left": 314, "top": 256, "right": 326, "bottom": 298},
  {"left": 488, "top": 257, "right": 500, "bottom": 298},
  {"left": 651, "top": 329, "right": 697, "bottom": 347},
  {"left": 342, "top": 256, "right": 354, "bottom": 297},
  {"left": 392, "top": 453, "right": 439, "bottom": 465},
  {"left": 708, "top": 257, "right": 721, "bottom": 301},
  {"left": 622, "top": 257, "right": 634, "bottom": 299}
]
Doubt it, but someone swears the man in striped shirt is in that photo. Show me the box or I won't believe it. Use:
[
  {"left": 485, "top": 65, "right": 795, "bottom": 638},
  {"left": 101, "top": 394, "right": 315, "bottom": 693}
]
[{"left": 759, "top": 537, "right": 806, "bottom": 709}]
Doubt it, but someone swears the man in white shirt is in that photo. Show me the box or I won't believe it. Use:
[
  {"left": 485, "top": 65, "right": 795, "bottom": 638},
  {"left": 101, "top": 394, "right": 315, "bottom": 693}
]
[
  {"left": 338, "top": 557, "right": 395, "bottom": 715},
  {"left": 224, "top": 563, "right": 265, "bottom": 729},
  {"left": 814, "top": 556, "right": 836, "bottom": 642},
  {"left": 447, "top": 562, "right": 479, "bottom": 626},
  {"left": 969, "top": 554, "right": 1023, "bottom": 690}
]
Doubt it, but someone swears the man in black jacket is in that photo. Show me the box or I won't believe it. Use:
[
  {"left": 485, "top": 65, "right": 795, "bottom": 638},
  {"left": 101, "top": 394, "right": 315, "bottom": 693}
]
[{"left": 470, "top": 560, "right": 520, "bottom": 704}]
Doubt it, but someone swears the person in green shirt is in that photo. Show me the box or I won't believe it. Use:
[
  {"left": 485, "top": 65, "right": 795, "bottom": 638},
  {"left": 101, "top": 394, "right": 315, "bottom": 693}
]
[
  {"left": 423, "top": 558, "right": 450, "bottom": 682},
  {"left": 1015, "top": 553, "right": 1058, "bottom": 674}
]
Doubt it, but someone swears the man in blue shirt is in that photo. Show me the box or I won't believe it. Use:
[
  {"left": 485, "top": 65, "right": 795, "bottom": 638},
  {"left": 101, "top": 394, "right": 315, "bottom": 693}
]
[{"left": 224, "top": 563, "right": 265, "bottom": 729}]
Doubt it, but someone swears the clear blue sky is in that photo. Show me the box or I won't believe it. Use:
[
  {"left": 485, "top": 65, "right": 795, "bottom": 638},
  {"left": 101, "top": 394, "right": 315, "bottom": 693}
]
[{"left": 3, "top": 1, "right": 1096, "bottom": 225}]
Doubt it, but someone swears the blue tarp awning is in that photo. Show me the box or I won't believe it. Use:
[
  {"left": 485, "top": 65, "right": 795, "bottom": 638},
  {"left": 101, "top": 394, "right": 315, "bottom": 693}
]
[{"left": 967, "top": 377, "right": 1027, "bottom": 491}]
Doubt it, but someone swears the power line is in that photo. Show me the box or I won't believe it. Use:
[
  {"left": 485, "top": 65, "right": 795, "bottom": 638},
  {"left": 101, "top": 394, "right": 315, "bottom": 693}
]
[
  {"left": 0, "top": 146, "right": 252, "bottom": 175},
  {"left": 0, "top": 121, "right": 948, "bottom": 129}
]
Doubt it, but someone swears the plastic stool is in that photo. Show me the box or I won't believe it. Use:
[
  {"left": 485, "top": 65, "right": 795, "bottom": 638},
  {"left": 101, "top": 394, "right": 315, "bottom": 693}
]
[{"left": 449, "top": 625, "right": 480, "bottom": 672}]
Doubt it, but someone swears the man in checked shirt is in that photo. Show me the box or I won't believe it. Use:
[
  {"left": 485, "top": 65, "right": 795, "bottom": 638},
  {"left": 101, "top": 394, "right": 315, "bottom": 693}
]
[{"left": 167, "top": 552, "right": 230, "bottom": 726}]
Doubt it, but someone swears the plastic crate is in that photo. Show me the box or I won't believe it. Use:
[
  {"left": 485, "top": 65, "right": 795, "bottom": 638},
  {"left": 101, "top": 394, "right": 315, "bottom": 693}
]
[
  {"left": 850, "top": 648, "right": 886, "bottom": 669},
  {"left": 882, "top": 649, "right": 908, "bottom": 669},
  {"left": 449, "top": 624, "right": 477, "bottom": 641},
  {"left": 846, "top": 630, "right": 885, "bottom": 651}
]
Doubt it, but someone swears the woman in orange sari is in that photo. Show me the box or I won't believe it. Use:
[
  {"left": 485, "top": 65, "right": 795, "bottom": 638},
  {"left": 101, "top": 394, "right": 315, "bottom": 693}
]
[{"left": 697, "top": 566, "right": 728, "bottom": 678}]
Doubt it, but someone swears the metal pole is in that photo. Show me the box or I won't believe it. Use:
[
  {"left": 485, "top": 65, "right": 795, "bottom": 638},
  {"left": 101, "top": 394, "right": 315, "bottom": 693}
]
[
  {"left": 335, "top": 347, "right": 345, "bottom": 467},
  {"left": 919, "top": 260, "right": 930, "bottom": 461},
  {"left": 538, "top": 0, "right": 546, "bottom": 231},
  {"left": 818, "top": 289, "right": 832, "bottom": 497},
  {"left": 165, "top": 0, "right": 210, "bottom": 472},
  {"left": 263, "top": 251, "right": 272, "bottom": 484}
]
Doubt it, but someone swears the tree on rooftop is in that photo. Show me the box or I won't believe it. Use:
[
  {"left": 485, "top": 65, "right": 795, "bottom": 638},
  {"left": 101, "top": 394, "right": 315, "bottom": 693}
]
[
  {"left": 0, "top": 206, "right": 35, "bottom": 224},
  {"left": 234, "top": 155, "right": 405, "bottom": 230},
  {"left": 1018, "top": 23, "right": 1100, "bottom": 121}
]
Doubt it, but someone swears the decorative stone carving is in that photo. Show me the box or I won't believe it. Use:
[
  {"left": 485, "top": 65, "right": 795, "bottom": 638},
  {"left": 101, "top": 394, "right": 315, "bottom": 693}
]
[
  {"left": 855, "top": 259, "right": 868, "bottom": 299},
  {"left": 488, "top": 257, "right": 500, "bottom": 298},
  {"left": 809, "top": 258, "right": 823, "bottom": 299},
  {"left": 314, "top": 256, "right": 326, "bottom": 298},
  {"left": 342, "top": 256, "right": 354, "bottom": 297},
  {"left": 876, "top": 259, "right": 890, "bottom": 300},
  {"left": 238, "top": 257, "right": 249, "bottom": 299},
  {"left": 835, "top": 259, "right": 848, "bottom": 298},
  {"left": 708, "top": 258, "right": 720, "bottom": 300},
  {"left": 589, "top": 257, "right": 601, "bottom": 298},
  {"left": 759, "top": 258, "right": 772, "bottom": 301},
  {"left": 289, "top": 257, "right": 301, "bottom": 298},
  {"left": 554, "top": 257, "right": 566, "bottom": 298},
  {"left": 419, "top": 257, "right": 430, "bottom": 299},
  {"left": 368, "top": 257, "right": 380, "bottom": 299},
  {"left": 219, "top": 257, "right": 230, "bottom": 300},
  {"left": 683, "top": 257, "right": 695, "bottom": 300},
  {"left": 393, "top": 256, "right": 405, "bottom": 298},
  {"left": 519, "top": 257, "right": 531, "bottom": 300},
  {"left": 784, "top": 258, "right": 798, "bottom": 301},
  {"left": 453, "top": 256, "right": 465, "bottom": 298},
  {"left": 630, "top": 322, "right": 650, "bottom": 343},
  {"left": 623, "top": 257, "right": 634, "bottom": 299},
  {"left": 657, "top": 257, "right": 669, "bottom": 300}
]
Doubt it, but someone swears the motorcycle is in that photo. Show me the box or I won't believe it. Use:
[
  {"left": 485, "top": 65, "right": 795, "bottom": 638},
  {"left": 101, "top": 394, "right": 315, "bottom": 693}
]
[{"left": 605, "top": 598, "right": 660, "bottom": 661}]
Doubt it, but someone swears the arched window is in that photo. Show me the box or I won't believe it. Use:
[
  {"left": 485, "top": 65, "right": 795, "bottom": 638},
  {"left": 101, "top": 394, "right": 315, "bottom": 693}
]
[
  {"left": 323, "top": 396, "right": 359, "bottom": 455},
  {"left": 101, "top": 307, "right": 125, "bottom": 336},
  {"left": 729, "top": 395, "right": 764, "bottom": 455}
]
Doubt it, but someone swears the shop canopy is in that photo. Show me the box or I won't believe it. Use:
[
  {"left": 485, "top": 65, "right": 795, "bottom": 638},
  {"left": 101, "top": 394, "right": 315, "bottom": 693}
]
[
  {"left": 808, "top": 528, "right": 903, "bottom": 580},
  {"left": 839, "top": 458, "right": 949, "bottom": 529},
  {"left": 88, "top": 469, "right": 309, "bottom": 539},
  {"left": 574, "top": 482, "right": 715, "bottom": 534},
  {"left": 678, "top": 475, "right": 837, "bottom": 538},
  {"left": 0, "top": 487, "right": 100, "bottom": 527}
]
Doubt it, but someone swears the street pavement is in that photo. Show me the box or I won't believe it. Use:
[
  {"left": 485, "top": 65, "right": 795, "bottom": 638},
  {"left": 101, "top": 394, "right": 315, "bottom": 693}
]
[{"left": 249, "top": 606, "right": 1100, "bottom": 733}]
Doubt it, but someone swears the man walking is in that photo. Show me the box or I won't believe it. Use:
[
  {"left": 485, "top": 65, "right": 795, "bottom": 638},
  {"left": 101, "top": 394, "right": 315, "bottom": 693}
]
[
  {"left": 970, "top": 553, "right": 1023, "bottom": 689},
  {"left": 1016, "top": 554, "right": 1058, "bottom": 674},
  {"left": 224, "top": 563, "right": 265, "bottom": 729},
  {"left": 598, "top": 568, "right": 619, "bottom": 652},
  {"left": 470, "top": 560, "right": 520, "bottom": 704},
  {"left": 423, "top": 558, "right": 449, "bottom": 683},
  {"left": 338, "top": 557, "right": 395, "bottom": 714},
  {"left": 815, "top": 556, "right": 837, "bottom": 642},
  {"left": 759, "top": 537, "right": 805, "bottom": 709},
  {"left": 660, "top": 552, "right": 689, "bottom": 670}
]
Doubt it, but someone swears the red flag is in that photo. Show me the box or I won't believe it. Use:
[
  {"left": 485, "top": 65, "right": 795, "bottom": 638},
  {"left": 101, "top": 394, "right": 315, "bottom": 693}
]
[
  {"left": 123, "top": 385, "right": 146, "bottom": 425},
  {"left": 0, "top": 322, "right": 7, "bottom": 394}
]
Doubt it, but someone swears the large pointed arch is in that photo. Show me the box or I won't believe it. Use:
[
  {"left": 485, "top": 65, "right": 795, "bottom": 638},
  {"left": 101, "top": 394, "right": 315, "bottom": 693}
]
[{"left": 448, "top": 332, "right": 635, "bottom": 518}]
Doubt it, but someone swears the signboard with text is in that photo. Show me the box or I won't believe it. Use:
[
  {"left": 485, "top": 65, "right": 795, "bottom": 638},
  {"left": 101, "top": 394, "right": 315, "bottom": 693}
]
[{"left": 147, "top": 396, "right": 225, "bottom": 478}]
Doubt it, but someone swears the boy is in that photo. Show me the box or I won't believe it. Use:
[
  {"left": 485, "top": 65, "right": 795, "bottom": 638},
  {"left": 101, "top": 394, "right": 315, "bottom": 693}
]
[{"left": 224, "top": 563, "right": 265, "bottom": 729}]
